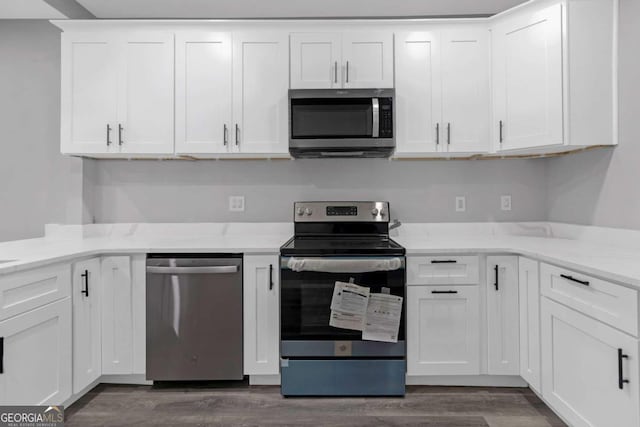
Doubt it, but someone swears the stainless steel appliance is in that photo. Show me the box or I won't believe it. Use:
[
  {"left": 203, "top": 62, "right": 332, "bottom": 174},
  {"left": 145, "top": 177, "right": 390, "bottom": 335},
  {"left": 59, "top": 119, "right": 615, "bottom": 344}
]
[
  {"left": 146, "top": 254, "right": 243, "bottom": 381},
  {"left": 280, "top": 201, "right": 406, "bottom": 396},
  {"left": 288, "top": 89, "right": 395, "bottom": 158}
]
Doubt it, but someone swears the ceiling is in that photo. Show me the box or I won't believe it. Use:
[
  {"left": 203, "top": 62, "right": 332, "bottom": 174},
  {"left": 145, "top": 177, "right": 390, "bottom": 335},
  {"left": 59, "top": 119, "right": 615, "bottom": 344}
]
[
  {"left": 0, "top": 0, "right": 66, "bottom": 19},
  {"left": 74, "top": 0, "right": 529, "bottom": 19}
]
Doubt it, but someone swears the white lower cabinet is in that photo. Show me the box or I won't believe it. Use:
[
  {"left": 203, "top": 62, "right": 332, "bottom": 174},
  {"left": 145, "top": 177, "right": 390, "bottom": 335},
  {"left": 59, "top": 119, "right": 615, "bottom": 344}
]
[
  {"left": 541, "top": 298, "right": 640, "bottom": 427},
  {"left": 407, "top": 285, "right": 480, "bottom": 375},
  {"left": 243, "top": 255, "right": 280, "bottom": 376},
  {"left": 518, "top": 257, "right": 540, "bottom": 392},
  {"left": 72, "top": 258, "right": 102, "bottom": 393},
  {"left": 0, "top": 298, "right": 72, "bottom": 405},
  {"left": 101, "top": 256, "right": 133, "bottom": 374},
  {"left": 486, "top": 256, "right": 519, "bottom": 375}
]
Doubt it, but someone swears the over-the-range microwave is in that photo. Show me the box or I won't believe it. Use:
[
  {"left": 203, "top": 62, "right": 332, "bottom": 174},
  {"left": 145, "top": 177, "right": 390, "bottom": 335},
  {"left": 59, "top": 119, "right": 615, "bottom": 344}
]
[{"left": 288, "top": 88, "right": 395, "bottom": 158}]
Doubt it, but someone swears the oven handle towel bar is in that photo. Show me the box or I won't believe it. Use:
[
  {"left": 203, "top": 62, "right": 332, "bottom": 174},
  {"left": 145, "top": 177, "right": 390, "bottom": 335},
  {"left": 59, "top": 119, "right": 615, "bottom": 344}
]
[{"left": 285, "top": 257, "right": 403, "bottom": 273}]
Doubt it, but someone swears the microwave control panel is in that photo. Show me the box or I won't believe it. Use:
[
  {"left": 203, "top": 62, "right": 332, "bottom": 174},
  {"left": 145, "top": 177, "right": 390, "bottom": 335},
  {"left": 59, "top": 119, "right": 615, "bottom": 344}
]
[{"left": 379, "top": 98, "right": 393, "bottom": 138}]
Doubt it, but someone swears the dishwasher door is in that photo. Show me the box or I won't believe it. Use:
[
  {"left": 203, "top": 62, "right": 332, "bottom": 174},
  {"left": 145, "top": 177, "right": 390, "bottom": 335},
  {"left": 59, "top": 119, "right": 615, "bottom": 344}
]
[{"left": 146, "top": 255, "right": 243, "bottom": 381}]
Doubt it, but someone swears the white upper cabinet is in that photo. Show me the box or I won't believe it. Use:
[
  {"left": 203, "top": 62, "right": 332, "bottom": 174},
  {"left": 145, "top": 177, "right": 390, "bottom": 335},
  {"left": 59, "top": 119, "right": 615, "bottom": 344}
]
[
  {"left": 175, "top": 32, "right": 233, "bottom": 155},
  {"left": 290, "top": 32, "right": 393, "bottom": 89},
  {"left": 395, "top": 28, "right": 489, "bottom": 156},
  {"left": 486, "top": 256, "right": 519, "bottom": 375},
  {"left": 394, "top": 31, "right": 441, "bottom": 153},
  {"left": 117, "top": 33, "right": 175, "bottom": 154},
  {"left": 61, "top": 32, "right": 175, "bottom": 156},
  {"left": 491, "top": 0, "right": 617, "bottom": 153},
  {"left": 61, "top": 33, "right": 118, "bottom": 155},
  {"left": 290, "top": 33, "right": 342, "bottom": 89},
  {"left": 492, "top": 3, "right": 563, "bottom": 152},
  {"left": 233, "top": 32, "right": 289, "bottom": 154}
]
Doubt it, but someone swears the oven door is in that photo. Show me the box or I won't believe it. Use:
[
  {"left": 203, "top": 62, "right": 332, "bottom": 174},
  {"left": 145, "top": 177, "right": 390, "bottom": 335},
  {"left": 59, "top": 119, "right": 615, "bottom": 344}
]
[{"left": 280, "top": 256, "right": 405, "bottom": 358}]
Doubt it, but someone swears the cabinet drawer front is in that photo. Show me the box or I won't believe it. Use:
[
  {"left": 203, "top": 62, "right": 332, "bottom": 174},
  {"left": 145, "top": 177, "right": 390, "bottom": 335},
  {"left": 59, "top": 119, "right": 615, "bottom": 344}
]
[
  {"left": 407, "top": 256, "right": 479, "bottom": 285},
  {"left": 0, "top": 264, "right": 71, "bottom": 321},
  {"left": 540, "top": 263, "right": 638, "bottom": 336}
]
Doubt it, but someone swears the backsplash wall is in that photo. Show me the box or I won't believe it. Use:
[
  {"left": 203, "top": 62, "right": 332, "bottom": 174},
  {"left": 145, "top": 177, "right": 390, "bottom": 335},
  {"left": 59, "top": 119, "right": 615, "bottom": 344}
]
[{"left": 88, "top": 158, "right": 547, "bottom": 223}]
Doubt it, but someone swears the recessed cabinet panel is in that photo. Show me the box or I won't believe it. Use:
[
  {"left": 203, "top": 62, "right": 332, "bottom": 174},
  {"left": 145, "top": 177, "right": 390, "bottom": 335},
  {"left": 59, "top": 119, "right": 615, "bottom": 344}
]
[
  {"left": 394, "top": 32, "right": 441, "bottom": 153},
  {"left": 407, "top": 256, "right": 479, "bottom": 285},
  {"left": 519, "top": 257, "right": 541, "bottom": 392},
  {"left": 441, "top": 29, "right": 489, "bottom": 153},
  {"left": 61, "top": 34, "right": 118, "bottom": 155},
  {"left": 233, "top": 33, "right": 289, "bottom": 154},
  {"left": 119, "top": 34, "right": 175, "bottom": 154},
  {"left": 342, "top": 32, "right": 394, "bottom": 88},
  {"left": 290, "top": 33, "right": 341, "bottom": 89},
  {"left": 175, "top": 33, "right": 232, "bottom": 154}
]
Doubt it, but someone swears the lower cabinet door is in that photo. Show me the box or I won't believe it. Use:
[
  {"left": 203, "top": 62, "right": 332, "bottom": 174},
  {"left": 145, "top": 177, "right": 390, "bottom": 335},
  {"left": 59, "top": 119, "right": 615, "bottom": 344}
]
[
  {"left": 486, "top": 256, "right": 519, "bottom": 375},
  {"left": 407, "top": 285, "right": 480, "bottom": 375},
  {"left": 72, "top": 258, "right": 102, "bottom": 393},
  {"left": 541, "top": 298, "right": 640, "bottom": 427},
  {"left": 0, "top": 298, "right": 72, "bottom": 405},
  {"left": 243, "top": 255, "right": 280, "bottom": 376}
]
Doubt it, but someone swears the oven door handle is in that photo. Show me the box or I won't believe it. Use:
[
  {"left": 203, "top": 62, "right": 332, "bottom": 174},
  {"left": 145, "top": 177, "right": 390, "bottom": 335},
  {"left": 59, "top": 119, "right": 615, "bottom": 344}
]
[
  {"left": 281, "top": 257, "right": 404, "bottom": 273},
  {"left": 146, "top": 266, "right": 239, "bottom": 274}
]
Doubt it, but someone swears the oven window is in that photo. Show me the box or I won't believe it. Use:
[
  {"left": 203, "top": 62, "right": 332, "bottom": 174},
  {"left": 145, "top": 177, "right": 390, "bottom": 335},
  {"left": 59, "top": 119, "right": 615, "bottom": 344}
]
[
  {"left": 281, "top": 268, "right": 405, "bottom": 341},
  {"left": 290, "top": 98, "right": 373, "bottom": 139}
]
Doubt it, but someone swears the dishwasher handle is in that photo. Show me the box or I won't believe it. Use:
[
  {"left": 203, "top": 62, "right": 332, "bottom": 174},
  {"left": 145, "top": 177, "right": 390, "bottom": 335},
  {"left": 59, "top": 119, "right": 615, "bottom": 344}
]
[{"left": 146, "top": 266, "right": 239, "bottom": 274}]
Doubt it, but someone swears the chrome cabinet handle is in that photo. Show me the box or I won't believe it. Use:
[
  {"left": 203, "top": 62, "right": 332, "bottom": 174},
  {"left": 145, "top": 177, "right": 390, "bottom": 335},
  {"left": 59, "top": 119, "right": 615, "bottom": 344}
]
[
  {"left": 436, "top": 123, "right": 440, "bottom": 145},
  {"left": 447, "top": 123, "right": 451, "bottom": 145},
  {"left": 499, "top": 120, "right": 503, "bottom": 143},
  {"left": 106, "top": 124, "right": 112, "bottom": 146},
  {"left": 334, "top": 61, "right": 338, "bottom": 84},
  {"left": 223, "top": 124, "right": 228, "bottom": 146},
  {"left": 146, "top": 266, "right": 239, "bottom": 274},
  {"left": 235, "top": 124, "right": 239, "bottom": 146},
  {"left": 118, "top": 124, "right": 124, "bottom": 146},
  {"left": 346, "top": 61, "right": 349, "bottom": 83}
]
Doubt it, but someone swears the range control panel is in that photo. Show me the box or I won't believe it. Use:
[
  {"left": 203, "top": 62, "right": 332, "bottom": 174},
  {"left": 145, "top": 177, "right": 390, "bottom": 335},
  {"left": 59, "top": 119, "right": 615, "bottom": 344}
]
[{"left": 294, "top": 201, "right": 389, "bottom": 223}]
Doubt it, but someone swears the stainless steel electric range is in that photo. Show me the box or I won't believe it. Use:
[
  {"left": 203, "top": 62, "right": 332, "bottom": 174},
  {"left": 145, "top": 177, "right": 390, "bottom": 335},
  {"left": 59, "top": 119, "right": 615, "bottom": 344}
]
[{"left": 279, "top": 201, "right": 406, "bottom": 396}]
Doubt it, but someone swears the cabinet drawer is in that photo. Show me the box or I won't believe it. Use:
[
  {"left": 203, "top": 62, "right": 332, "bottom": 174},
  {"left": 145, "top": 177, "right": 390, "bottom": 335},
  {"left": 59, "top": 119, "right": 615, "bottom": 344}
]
[
  {"left": 540, "top": 263, "right": 638, "bottom": 336},
  {"left": 407, "top": 256, "right": 479, "bottom": 285},
  {"left": 0, "top": 264, "right": 71, "bottom": 321}
]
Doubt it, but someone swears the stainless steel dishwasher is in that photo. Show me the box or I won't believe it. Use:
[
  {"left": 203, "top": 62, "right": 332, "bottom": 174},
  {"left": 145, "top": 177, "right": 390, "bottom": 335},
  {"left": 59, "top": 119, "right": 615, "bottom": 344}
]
[{"left": 146, "top": 254, "right": 243, "bottom": 381}]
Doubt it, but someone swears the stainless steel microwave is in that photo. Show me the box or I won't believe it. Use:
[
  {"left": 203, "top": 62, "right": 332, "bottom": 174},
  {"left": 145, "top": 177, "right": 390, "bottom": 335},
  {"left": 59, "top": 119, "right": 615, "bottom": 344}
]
[{"left": 288, "top": 89, "right": 395, "bottom": 158}]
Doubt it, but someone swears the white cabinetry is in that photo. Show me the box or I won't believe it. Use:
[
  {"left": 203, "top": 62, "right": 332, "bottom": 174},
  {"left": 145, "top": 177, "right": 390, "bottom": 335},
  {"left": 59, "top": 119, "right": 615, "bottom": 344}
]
[
  {"left": 0, "top": 299, "right": 72, "bottom": 405},
  {"left": 243, "top": 255, "right": 280, "bottom": 376},
  {"left": 101, "top": 256, "right": 133, "bottom": 374},
  {"left": 290, "top": 32, "right": 393, "bottom": 89},
  {"left": 61, "top": 32, "right": 174, "bottom": 155},
  {"left": 175, "top": 32, "right": 233, "bottom": 155},
  {"left": 407, "top": 285, "right": 480, "bottom": 375},
  {"left": 72, "top": 258, "right": 102, "bottom": 393},
  {"left": 233, "top": 32, "right": 289, "bottom": 154},
  {"left": 491, "top": 0, "right": 617, "bottom": 153},
  {"left": 541, "top": 298, "right": 640, "bottom": 427},
  {"left": 395, "top": 28, "right": 489, "bottom": 156},
  {"left": 486, "top": 256, "right": 519, "bottom": 375},
  {"left": 518, "top": 257, "right": 540, "bottom": 391}
]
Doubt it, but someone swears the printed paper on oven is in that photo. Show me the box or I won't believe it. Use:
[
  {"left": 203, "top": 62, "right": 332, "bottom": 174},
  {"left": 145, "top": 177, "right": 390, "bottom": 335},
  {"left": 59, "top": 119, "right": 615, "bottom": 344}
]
[{"left": 362, "top": 293, "right": 403, "bottom": 343}]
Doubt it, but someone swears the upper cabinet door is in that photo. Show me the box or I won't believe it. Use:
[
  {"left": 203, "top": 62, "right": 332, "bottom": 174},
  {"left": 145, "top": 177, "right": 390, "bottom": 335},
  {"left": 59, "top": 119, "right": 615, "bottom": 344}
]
[
  {"left": 394, "top": 31, "right": 442, "bottom": 154},
  {"left": 441, "top": 29, "right": 490, "bottom": 153},
  {"left": 117, "top": 33, "right": 175, "bottom": 154},
  {"left": 175, "top": 32, "right": 232, "bottom": 155},
  {"left": 290, "top": 33, "right": 342, "bottom": 89},
  {"left": 492, "top": 3, "right": 563, "bottom": 151},
  {"left": 342, "top": 32, "right": 394, "bottom": 88},
  {"left": 232, "top": 32, "right": 289, "bottom": 154},
  {"left": 61, "top": 33, "right": 118, "bottom": 155}
]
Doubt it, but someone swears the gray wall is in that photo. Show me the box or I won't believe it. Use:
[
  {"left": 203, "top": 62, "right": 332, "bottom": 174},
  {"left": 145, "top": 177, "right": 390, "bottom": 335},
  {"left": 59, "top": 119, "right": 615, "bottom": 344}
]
[
  {"left": 0, "top": 20, "right": 86, "bottom": 242},
  {"left": 89, "top": 158, "right": 547, "bottom": 223},
  {"left": 546, "top": 0, "right": 640, "bottom": 229}
]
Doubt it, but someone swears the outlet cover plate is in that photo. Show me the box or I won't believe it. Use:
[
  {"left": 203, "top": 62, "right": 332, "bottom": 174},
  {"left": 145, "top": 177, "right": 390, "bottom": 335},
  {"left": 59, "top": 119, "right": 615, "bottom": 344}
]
[
  {"left": 229, "top": 196, "right": 245, "bottom": 212},
  {"left": 455, "top": 196, "right": 466, "bottom": 212},
  {"left": 501, "top": 195, "right": 512, "bottom": 211}
]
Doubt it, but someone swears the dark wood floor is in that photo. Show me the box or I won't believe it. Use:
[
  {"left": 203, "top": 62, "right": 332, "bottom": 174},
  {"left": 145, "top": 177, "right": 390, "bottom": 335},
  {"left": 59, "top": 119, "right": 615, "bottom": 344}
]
[{"left": 66, "top": 383, "right": 567, "bottom": 426}]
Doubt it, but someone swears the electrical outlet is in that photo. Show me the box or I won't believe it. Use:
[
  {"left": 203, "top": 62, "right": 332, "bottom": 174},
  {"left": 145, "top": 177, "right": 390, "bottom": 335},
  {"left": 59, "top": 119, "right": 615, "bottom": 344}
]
[
  {"left": 229, "top": 196, "right": 245, "bottom": 212},
  {"left": 455, "top": 196, "right": 466, "bottom": 212},
  {"left": 501, "top": 195, "right": 512, "bottom": 211}
]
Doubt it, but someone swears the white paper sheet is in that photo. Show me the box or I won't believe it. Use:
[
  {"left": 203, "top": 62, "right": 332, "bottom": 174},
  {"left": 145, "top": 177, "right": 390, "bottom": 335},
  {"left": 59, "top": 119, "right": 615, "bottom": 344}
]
[
  {"left": 329, "top": 281, "right": 370, "bottom": 331},
  {"left": 362, "top": 293, "right": 403, "bottom": 343}
]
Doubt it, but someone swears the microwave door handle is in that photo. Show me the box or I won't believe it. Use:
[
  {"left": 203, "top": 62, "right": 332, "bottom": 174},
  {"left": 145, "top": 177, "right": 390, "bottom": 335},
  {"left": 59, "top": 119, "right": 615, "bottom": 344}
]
[{"left": 372, "top": 98, "right": 379, "bottom": 138}]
